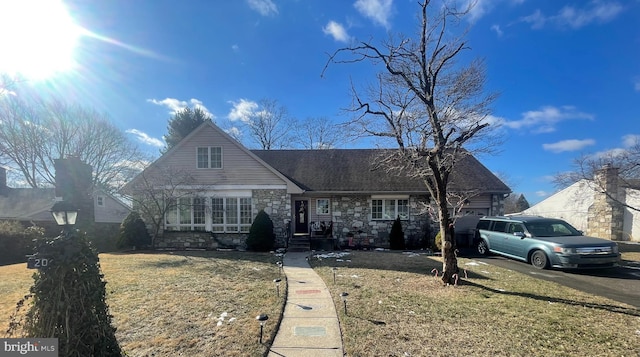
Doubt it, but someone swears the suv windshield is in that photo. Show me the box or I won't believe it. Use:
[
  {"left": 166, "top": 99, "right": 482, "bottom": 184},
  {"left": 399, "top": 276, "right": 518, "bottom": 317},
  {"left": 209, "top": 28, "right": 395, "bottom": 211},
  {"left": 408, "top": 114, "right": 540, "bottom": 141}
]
[{"left": 524, "top": 220, "right": 581, "bottom": 237}]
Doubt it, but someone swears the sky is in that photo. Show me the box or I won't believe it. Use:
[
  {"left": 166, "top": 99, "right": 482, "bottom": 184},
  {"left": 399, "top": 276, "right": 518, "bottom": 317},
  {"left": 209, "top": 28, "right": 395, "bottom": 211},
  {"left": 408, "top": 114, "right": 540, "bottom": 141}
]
[{"left": 1, "top": 0, "right": 639, "bottom": 205}]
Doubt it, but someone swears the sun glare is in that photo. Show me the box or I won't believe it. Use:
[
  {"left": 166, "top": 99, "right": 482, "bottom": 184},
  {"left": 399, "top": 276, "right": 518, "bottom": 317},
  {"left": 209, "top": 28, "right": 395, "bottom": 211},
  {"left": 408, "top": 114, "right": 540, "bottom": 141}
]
[{"left": 0, "top": 0, "right": 81, "bottom": 79}]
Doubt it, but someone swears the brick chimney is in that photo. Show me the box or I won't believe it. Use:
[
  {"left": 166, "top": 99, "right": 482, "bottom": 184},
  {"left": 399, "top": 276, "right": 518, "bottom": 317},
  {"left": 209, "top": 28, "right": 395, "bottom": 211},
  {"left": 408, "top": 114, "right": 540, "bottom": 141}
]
[
  {"left": 587, "top": 165, "right": 624, "bottom": 240},
  {"left": 0, "top": 166, "right": 8, "bottom": 196},
  {"left": 54, "top": 157, "right": 94, "bottom": 230}
]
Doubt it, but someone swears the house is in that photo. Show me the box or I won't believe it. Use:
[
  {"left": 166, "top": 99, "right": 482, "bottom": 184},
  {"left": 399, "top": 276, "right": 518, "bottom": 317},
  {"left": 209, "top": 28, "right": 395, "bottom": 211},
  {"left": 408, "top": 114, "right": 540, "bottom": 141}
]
[
  {"left": 0, "top": 162, "right": 131, "bottom": 250},
  {"left": 522, "top": 166, "right": 640, "bottom": 242},
  {"left": 125, "top": 121, "right": 510, "bottom": 250}
]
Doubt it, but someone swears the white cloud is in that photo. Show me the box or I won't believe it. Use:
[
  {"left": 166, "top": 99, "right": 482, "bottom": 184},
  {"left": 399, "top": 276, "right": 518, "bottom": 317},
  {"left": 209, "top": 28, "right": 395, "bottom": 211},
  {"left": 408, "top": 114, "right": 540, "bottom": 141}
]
[
  {"left": 354, "top": 0, "right": 393, "bottom": 28},
  {"left": 232, "top": 44, "right": 239, "bottom": 52},
  {"left": 323, "top": 21, "right": 351, "bottom": 43},
  {"left": 227, "top": 98, "right": 259, "bottom": 123},
  {"left": 464, "top": 0, "right": 526, "bottom": 22},
  {"left": 147, "top": 97, "right": 214, "bottom": 118},
  {"left": 535, "top": 190, "right": 549, "bottom": 198},
  {"left": 622, "top": 134, "right": 640, "bottom": 148},
  {"left": 634, "top": 77, "right": 640, "bottom": 91},
  {"left": 521, "top": 1, "right": 623, "bottom": 30},
  {"left": 126, "top": 129, "right": 164, "bottom": 148},
  {"left": 520, "top": 9, "right": 546, "bottom": 29},
  {"left": 490, "top": 24, "right": 503, "bottom": 37},
  {"left": 503, "top": 105, "right": 594, "bottom": 133},
  {"left": 542, "top": 139, "right": 595, "bottom": 153},
  {"left": 247, "top": 0, "right": 278, "bottom": 16}
]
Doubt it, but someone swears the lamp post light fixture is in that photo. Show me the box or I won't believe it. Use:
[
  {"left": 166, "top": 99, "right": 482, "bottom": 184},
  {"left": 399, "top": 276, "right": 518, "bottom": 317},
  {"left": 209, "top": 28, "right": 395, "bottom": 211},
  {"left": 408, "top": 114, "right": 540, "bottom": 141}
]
[
  {"left": 256, "top": 314, "right": 269, "bottom": 343},
  {"left": 276, "top": 261, "right": 283, "bottom": 276},
  {"left": 340, "top": 292, "right": 349, "bottom": 315},
  {"left": 273, "top": 278, "right": 282, "bottom": 297},
  {"left": 50, "top": 200, "right": 78, "bottom": 234}
]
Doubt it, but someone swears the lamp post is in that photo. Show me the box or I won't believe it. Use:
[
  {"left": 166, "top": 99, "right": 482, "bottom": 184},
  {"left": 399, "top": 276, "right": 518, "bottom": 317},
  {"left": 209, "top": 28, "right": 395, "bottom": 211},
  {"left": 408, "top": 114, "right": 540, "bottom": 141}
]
[
  {"left": 340, "top": 292, "right": 349, "bottom": 315},
  {"left": 50, "top": 200, "right": 78, "bottom": 235},
  {"left": 256, "top": 314, "right": 269, "bottom": 343},
  {"left": 273, "top": 278, "right": 282, "bottom": 297}
]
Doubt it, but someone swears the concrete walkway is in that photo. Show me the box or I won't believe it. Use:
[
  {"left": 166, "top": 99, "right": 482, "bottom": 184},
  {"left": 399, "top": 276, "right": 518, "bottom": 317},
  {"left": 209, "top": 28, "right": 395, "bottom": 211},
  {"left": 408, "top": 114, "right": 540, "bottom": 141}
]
[{"left": 268, "top": 252, "right": 344, "bottom": 357}]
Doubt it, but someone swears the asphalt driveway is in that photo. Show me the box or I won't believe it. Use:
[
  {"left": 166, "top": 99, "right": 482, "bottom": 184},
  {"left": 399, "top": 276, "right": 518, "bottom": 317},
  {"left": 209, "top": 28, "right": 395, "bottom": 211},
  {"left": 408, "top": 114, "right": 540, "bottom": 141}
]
[{"left": 466, "top": 242, "right": 640, "bottom": 309}]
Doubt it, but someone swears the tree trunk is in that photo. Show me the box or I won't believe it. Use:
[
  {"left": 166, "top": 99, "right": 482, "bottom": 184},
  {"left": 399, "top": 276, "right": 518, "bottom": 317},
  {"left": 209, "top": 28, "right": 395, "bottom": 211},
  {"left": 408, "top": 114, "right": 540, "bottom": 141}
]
[{"left": 438, "top": 190, "right": 459, "bottom": 285}]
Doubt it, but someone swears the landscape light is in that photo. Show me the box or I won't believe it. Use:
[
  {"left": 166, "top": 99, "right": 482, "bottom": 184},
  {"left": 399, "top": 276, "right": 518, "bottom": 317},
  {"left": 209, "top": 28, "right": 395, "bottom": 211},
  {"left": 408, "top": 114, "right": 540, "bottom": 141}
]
[
  {"left": 340, "top": 292, "right": 349, "bottom": 315},
  {"left": 256, "top": 314, "right": 269, "bottom": 343},
  {"left": 273, "top": 278, "right": 282, "bottom": 297}
]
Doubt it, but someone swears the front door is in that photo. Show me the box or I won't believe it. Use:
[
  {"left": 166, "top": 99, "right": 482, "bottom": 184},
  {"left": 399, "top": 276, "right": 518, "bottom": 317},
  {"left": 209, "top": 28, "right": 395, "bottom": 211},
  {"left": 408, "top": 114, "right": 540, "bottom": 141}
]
[{"left": 294, "top": 200, "right": 309, "bottom": 234}]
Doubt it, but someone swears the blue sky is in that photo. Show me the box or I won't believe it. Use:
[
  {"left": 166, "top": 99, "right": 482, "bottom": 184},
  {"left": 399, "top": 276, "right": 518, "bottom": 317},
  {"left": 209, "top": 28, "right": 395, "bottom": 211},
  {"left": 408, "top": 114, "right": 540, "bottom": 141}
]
[{"left": 1, "top": 0, "right": 639, "bottom": 204}]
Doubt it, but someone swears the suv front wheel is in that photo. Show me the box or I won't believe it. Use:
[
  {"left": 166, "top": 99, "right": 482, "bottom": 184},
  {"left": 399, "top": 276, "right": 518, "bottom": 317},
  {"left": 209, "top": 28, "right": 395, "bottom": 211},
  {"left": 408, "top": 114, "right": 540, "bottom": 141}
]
[{"left": 530, "top": 250, "right": 549, "bottom": 269}]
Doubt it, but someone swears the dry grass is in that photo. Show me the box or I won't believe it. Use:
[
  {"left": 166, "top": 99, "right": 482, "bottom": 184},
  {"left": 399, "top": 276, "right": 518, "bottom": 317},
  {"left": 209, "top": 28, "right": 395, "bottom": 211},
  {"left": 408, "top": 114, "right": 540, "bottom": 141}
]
[
  {"left": 3, "top": 249, "right": 639, "bottom": 357},
  {"left": 1, "top": 251, "right": 284, "bottom": 356},
  {"left": 311, "top": 251, "right": 640, "bottom": 357}
]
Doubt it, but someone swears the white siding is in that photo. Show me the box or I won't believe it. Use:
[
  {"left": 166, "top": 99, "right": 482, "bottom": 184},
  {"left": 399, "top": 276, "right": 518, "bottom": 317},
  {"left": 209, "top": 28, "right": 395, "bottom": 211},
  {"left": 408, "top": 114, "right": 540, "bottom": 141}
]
[
  {"left": 523, "top": 180, "right": 594, "bottom": 231},
  {"left": 159, "top": 125, "right": 287, "bottom": 186}
]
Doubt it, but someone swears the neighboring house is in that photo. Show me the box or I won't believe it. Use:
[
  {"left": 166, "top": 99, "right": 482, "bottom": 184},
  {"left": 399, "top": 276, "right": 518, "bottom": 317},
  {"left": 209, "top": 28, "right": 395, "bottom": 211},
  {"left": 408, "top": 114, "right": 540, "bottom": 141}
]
[
  {"left": 521, "top": 166, "right": 640, "bottom": 242},
  {"left": 125, "top": 121, "right": 510, "bottom": 250},
  {"left": 0, "top": 165, "right": 130, "bottom": 248}
]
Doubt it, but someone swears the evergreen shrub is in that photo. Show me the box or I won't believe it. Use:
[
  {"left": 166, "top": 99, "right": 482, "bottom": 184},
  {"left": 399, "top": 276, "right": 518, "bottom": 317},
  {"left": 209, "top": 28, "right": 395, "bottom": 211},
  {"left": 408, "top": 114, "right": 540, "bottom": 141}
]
[
  {"left": 245, "top": 210, "right": 275, "bottom": 251},
  {"left": 389, "top": 216, "right": 405, "bottom": 250}
]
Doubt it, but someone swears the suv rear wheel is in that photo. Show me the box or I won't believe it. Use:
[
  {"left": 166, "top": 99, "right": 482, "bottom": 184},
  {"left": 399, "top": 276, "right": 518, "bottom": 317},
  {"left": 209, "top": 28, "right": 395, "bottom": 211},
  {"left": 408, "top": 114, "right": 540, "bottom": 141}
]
[{"left": 477, "top": 240, "right": 489, "bottom": 255}]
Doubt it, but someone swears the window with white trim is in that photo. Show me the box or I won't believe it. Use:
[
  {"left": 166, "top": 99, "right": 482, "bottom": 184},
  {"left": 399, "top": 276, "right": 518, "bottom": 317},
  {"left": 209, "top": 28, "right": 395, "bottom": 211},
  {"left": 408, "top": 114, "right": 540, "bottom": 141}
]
[
  {"left": 316, "top": 199, "right": 330, "bottom": 215},
  {"left": 197, "top": 146, "right": 222, "bottom": 169},
  {"left": 96, "top": 195, "right": 105, "bottom": 207},
  {"left": 211, "top": 197, "right": 252, "bottom": 233},
  {"left": 372, "top": 199, "right": 409, "bottom": 220},
  {"left": 165, "top": 197, "right": 207, "bottom": 231}
]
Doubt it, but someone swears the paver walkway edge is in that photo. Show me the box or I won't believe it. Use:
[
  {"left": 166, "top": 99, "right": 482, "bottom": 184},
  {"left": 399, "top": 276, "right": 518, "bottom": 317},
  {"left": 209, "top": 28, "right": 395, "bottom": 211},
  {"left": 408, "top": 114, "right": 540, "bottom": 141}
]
[{"left": 268, "top": 252, "right": 345, "bottom": 357}]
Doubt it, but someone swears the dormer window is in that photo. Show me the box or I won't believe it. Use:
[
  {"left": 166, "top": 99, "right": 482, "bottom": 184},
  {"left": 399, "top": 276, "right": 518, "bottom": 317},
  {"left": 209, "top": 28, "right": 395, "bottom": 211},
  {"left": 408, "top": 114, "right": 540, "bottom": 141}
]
[{"left": 197, "top": 147, "right": 222, "bottom": 169}]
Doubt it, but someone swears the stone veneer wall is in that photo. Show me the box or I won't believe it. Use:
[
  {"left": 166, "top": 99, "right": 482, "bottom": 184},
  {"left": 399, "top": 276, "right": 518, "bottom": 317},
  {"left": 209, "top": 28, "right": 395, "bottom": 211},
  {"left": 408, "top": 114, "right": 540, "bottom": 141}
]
[
  {"left": 155, "top": 189, "right": 291, "bottom": 250},
  {"left": 330, "top": 194, "right": 431, "bottom": 248},
  {"left": 491, "top": 194, "right": 505, "bottom": 216},
  {"left": 587, "top": 166, "right": 624, "bottom": 241},
  {"left": 253, "top": 189, "right": 291, "bottom": 247}
]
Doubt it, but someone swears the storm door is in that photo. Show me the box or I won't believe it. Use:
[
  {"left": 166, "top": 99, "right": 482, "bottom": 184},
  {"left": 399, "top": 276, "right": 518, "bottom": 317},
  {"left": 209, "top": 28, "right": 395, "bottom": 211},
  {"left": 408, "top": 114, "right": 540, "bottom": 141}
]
[{"left": 294, "top": 200, "right": 309, "bottom": 234}]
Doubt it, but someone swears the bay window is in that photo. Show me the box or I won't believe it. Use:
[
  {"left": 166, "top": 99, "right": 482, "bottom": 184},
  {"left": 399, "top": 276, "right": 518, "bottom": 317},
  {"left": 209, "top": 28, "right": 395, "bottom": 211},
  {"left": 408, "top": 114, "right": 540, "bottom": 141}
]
[{"left": 165, "top": 195, "right": 252, "bottom": 232}]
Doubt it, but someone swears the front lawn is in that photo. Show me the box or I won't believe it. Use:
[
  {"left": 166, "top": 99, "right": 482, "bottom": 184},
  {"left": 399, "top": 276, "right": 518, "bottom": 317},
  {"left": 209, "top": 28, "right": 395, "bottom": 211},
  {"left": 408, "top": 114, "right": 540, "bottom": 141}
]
[{"left": 311, "top": 250, "right": 640, "bottom": 356}]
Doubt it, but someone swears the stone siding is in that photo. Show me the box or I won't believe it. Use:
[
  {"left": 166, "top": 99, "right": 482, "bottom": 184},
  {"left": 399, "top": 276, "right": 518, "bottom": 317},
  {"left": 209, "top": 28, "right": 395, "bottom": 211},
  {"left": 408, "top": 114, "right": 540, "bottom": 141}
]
[
  {"left": 587, "top": 166, "right": 624, "bottom": 240},
  {"left": 253, "top": 189, "right": 291, "bottom": 247},
  {"left": 330, "top": 195, "right": 431, "bottom": 248}
]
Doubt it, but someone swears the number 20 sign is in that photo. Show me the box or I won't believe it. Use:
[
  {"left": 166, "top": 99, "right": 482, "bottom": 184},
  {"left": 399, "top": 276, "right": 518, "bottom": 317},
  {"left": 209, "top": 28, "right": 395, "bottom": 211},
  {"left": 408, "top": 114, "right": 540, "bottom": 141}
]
[{"left": 27, "top": 256, "right": 50, "bottom": 269}]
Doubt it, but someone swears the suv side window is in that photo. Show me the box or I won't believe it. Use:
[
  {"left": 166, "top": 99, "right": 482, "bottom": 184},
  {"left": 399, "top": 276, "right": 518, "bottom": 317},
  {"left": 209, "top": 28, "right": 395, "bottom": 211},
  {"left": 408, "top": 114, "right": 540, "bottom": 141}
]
[
  {"left": 492, "top": 221, "right": 507, "bottom": 233},
  {"left": 476, "top": 220, "right": 490, "bottom": 231},
  {"left": 507, "top": 223, "right": 525, "bottom": 234}
]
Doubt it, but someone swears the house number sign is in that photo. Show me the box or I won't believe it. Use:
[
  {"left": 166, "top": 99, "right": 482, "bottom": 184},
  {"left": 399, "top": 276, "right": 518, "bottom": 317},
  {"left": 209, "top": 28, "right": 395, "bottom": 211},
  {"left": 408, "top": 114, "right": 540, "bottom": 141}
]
[{"left": 26, "top": 256, "right": 50, "bottom": 269}]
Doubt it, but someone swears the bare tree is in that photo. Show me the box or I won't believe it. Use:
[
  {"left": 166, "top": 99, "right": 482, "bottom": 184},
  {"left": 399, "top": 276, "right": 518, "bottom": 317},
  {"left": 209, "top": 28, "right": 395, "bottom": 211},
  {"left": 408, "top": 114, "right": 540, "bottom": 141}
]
[
  {"left": 0, "top": 95, "right": 143, "bottom": 191},
  {"left": 323, "top": 1, "right": 498, "bottom": 284},
  {"left": 554, "top": 138, "right": 640, "bottom": 212},
  {"left": 121, "top": 165, "right": 203, "bottom": 245},
  {"left": 292, "top": 117, "right": 346, "bottom": 149},
  {"left": 244, "top": 99, "right": 294, "bottom": 149}
]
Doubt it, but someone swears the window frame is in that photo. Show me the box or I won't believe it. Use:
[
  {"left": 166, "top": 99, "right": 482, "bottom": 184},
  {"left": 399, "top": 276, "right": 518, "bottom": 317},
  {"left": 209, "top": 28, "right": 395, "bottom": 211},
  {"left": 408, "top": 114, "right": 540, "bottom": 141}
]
[
  {"left": 196, "top": 146, "right": 223, "bottom": 169},
  {"left": 371, "top": 198, "right": 409, "bottom": 220},
  {"left": 316, "top": 198, "right": 330, "bottom": 215},
  {"left": 210, "top": 196, "right": 252, "bottom": 233}
]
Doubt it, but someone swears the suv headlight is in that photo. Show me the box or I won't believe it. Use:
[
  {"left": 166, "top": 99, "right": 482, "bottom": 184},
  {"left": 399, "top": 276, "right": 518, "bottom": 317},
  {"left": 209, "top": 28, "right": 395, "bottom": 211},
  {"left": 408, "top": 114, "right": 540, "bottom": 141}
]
[
  {"left": 612, "top": 245, "right": 619, "bottom": 254},
  {"left": 553, "top": 246, "right": 576, "bottom": 254}
]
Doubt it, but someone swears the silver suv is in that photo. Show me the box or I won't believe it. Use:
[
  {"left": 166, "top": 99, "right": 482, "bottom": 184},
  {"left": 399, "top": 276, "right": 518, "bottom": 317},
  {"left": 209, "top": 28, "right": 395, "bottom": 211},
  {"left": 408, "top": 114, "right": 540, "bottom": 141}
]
[{"left": 475, "top": 216, "right": 620, "bottom": 269}]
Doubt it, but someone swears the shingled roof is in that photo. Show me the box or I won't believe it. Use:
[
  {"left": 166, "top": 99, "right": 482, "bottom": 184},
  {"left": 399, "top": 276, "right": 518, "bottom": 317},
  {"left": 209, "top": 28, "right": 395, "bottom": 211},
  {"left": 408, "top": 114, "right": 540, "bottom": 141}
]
[{"left": 252, "top": 149, "right": 510, "bottom": 194}]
